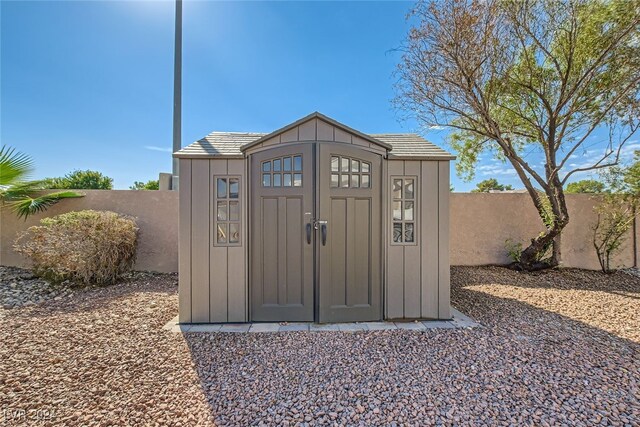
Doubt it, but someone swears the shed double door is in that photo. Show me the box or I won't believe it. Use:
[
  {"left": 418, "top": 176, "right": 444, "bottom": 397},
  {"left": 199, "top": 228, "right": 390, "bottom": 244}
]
[{"left": 251, "top": 143, "right": 381, "bottom": 323}]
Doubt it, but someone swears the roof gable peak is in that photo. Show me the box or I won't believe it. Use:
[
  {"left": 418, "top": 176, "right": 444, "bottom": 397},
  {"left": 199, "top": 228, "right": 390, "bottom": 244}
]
[{"left": 239, "top": 112, "right": 392, "bottom": 152}]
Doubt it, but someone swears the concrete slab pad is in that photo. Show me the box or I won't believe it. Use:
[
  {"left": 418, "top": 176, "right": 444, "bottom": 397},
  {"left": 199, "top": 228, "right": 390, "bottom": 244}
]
[
  {"left": 249, "top": 323, "right": 281, "bottom": 333},
  {"left": 168, "top": 324, "right": 192, "bottom": 333},
  {"left": 310, "top": 323, "right": 341, "bottom": 332},
  {"left": 279, "top": 323, "right": 310, "bottom": 332},
  {"left": 394, "top": 322, "right": 426, "bottom": 330},
  {"left": 188, "top": 324, "right": 222, "bottom": 333},
  {"left": 162, "top": 315, "right": 180, "bottom": 330},
  {"left": 338, "top": 323, "right": 368, "bottom": 332},
  {"left": 362, "top": 322, "right": 397, "bottom": 331},
  {"left": 219, "top": 323, "right": 251, "bottom": 333},
  {"left": 422, "top": 320, "right": 456, "bottom": 329}
]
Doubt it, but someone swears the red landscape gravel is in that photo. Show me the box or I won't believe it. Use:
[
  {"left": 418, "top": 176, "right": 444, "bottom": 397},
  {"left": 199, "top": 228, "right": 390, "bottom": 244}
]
[{"left": 1, "top": 266, "right": 639, "bottom": 426}]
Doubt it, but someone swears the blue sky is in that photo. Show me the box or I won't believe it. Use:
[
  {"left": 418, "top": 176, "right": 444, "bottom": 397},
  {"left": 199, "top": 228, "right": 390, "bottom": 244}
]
[{"left": 1, "top": 1, "right": 634, "bottom": 190}]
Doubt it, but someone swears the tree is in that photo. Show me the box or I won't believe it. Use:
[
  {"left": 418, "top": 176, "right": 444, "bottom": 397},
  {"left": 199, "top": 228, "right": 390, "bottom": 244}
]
[
  {"left": 472, "top": 178, "right": 514, "bottom": 193},
  {"left": 0, "top": 146, "right": 82, "bottom": 219},
  {"left": 396, "top": 0, "right": 640, "bottom": 270},
  {"left": 45, "top": 170, "right": 113, "bottom": 190},
  {"left": 566, "top": 179, "right": 606, "bottom": 193},
  {"left": 130, "top": 180, "right": 159, "bottom": 190},
  {"left": 592, "top": 152, "right": 640, "bottom": 272}
]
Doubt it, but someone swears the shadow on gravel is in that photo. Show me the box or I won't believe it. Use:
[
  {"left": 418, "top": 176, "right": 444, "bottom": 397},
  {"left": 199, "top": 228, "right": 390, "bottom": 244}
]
[
  {"left": 452, "top": 265, "right": 640, "bottom": 295},
  {"left": 451, "top": 267, "right": 640, "bottom": 348},
  {"left": 3, "top": 275, "right": 178, "bottom": 319},
  {"left": 181, "top": 275, "right": 639, "bottom": 425}
]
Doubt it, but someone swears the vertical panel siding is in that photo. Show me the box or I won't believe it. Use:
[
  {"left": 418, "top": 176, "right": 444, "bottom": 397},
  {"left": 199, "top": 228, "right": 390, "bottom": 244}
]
[
  {"left": 209, "top": 159, "right": 228, "bottom": 322},
  {"left": 190, "top": 159, "right": 210, "bottom": 323},
  {"left": 227, "top": 159, "right": 247, "bottom": 322},
  {"left": 403, "top": 161, "right": 422, "bottom": 318},
  {"left": 385, "top": 159, "right": 450, "bottom": 320},
  {"left": 438, "top": 161, "right": 451, "bottom": 319},
  {"left": 421, "top": 161, "right": 440, "bottom": 318},
  {"left": 386, "top": 161, "right": 405, "bottom": 319},
  {"left": 178, "top": 159, "right": 192, "bottom": 323}
]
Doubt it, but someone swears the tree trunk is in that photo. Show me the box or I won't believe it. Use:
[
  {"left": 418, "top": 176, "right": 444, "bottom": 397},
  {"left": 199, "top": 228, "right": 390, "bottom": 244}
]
[{"left": 517, "top": 186, "right": 569, "bottom": 271}]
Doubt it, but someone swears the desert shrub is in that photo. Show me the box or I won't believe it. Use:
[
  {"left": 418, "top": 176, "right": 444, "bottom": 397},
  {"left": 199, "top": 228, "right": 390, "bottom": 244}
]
[
  {"left": 592, "top": 195, "right": 638, "bottom": 273},
  {"left": 15, "top": 210, "right": 138, "bottom": 285},
  {"left": 504, "top": 239, "right": 522, "bottom": 263}
]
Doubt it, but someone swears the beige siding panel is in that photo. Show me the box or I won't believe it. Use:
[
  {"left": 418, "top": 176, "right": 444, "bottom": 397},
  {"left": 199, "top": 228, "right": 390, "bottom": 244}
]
[
  {"left": 352, "top": 136, "right": 369, "bottom": 148},
  {"left": 210, "top": 246, "right": 228, "bottom": 321},
  {"left": 191, "top": 159, "right": 210, "bottom": 323},
  {"left": 298, "top": 119, "right": 317, "bottom": 141},
  {"left": 209, "top": 160, "right": 229, "bottom": 322},
  {"left": 386, "top": 160, "right": 405, "bottom": 318},
  {"left": 227, "top": 246, "right": 245, "bottom": 321},
  {"left": 421, "top": 161, "right": 439, "bottom": 318},
  {"left": 178, "top": 159, "right": 192, "bottom": 323},
  {"left": 317, "top": 120, "right": 334, "bottom": 141},
  {"left": 262, "top": 136, "right": 280, "bottom": 147},
  {"left": 334, "top": 128, "right": 352, "bottom": 144},
  {"left": 403, "top": 161, "right": 421, "bottom": 318},
  {"left": 281, "top": 127, "right": 299, "bottom": 143},
  {"left": 438, "top": 161, "right": 451, "bottom": 319},
  {"left": 227, "top": 160, "right": 246, "bottom": 322}
]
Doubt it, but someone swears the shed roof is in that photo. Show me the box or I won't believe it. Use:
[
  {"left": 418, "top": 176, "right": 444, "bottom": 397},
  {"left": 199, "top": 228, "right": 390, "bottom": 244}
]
[{"left": 174, "top": 113, "right": 455, "bottom": 160}]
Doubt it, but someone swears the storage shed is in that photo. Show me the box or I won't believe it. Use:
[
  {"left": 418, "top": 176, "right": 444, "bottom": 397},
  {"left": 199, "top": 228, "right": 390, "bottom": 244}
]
[{"left": 174, "top": 112, "right": 454, "bottom": 324}]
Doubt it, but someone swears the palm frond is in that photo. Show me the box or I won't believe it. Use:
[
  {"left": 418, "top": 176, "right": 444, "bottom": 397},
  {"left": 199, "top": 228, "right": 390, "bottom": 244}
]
[
  {"left": 9, "top": 191, "right": 84, "bottom": 220},
  {"left": 0, "top": 146, "right": 33, "bottom": 186}
]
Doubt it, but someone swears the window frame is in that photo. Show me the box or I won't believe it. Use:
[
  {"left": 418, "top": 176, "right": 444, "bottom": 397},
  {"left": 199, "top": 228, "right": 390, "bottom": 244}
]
[
  {"left": 389, "top": 175, "right": 418, "bottom": 246},
  {"left": 213, "top": 174, "right": 242, "bottom": 247},
  {"left": 329, "top": 155, "right": 372, "bottom": 189},
  {"left": 261, "top": 154, "right": 303, "bottom": 188}
]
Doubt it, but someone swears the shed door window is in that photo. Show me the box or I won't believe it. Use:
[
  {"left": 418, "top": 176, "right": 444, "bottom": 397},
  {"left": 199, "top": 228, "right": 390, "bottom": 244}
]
[
  {"left": 262, "top": 155, "right": 303, "bottom": 187},
  {"left": 215, "top": 176, "right": 241, "bottom": 245},
  {"left": 392, "top": 177, "right": 416, "bottom": 244},
  {"left": 330, "top": 156, "right": 371, "bottom": 188}
]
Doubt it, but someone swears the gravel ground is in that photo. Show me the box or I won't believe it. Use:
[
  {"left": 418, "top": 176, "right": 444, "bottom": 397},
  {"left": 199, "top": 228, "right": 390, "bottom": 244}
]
[{"left": 1, "top": 265, "right": 639, "bottom": 426}]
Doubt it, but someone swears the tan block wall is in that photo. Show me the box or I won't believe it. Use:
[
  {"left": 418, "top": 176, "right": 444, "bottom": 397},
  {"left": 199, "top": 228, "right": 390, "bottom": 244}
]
[
  {"left": 450, "top": 193, "right": 637, "bottom": 270},
  {"left": 1, "top": 191, "right": 636, "bottom": 273},
  {"left": 0, "top": 190, "right": 178, "bottom": 273}
]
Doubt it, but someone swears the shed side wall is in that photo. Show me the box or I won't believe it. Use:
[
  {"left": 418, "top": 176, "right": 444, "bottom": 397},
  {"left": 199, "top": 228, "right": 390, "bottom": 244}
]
[{"left": 385, "top": 159, "right": 450, "bottom": 320}]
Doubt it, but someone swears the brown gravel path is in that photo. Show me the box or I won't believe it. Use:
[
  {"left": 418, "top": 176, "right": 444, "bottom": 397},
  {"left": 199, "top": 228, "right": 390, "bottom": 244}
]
[{"left": 1, "top": 266, "right": 639, "bottom": 426}]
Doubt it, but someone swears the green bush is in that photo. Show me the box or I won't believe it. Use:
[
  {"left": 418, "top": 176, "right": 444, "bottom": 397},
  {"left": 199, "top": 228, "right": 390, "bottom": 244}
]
[
  {"left": 44, "top": 170, "right": 113, "bottom": 190},
  {"left": 130, "top": 180, "right": 159, "bottom": 190},
  {"left": 15, "top": 210, "right": 138, "bottom": 285}
]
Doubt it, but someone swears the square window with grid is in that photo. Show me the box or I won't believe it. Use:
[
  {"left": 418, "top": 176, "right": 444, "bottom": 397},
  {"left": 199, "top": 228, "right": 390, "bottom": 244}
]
[
  {"left": 215, "top": 176, "right": 241, "bottom": 246},
  {"left": 391, "top": 177, "right": 416, "bottom": 244}
]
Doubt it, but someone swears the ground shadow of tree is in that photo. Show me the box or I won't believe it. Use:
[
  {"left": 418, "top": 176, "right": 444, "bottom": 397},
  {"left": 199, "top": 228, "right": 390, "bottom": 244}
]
[{"left": 182, "top": 268, "right": 639, "bottom": 425}]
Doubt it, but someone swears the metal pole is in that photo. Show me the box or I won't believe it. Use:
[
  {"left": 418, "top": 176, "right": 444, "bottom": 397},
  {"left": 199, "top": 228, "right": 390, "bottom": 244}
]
[{"left": 172, "top": 0, "right": 182, "bottom": 189}]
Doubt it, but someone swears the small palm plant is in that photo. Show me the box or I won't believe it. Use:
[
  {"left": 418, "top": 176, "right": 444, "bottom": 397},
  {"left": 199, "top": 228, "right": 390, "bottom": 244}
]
[{"left": 0, "top": 145, "right": 83, "bottom": 219}]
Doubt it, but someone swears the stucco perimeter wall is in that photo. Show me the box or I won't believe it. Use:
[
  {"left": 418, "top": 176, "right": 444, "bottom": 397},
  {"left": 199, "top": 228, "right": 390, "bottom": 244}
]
[
  {"left": 0, "top": 190, "right": 179, "bottom": 273},
  {"left": 1, "top": 191, "right": 636, "bottom": 273},
  {"left": 450, "top": 193, "right": 637, "bottom": 270}
]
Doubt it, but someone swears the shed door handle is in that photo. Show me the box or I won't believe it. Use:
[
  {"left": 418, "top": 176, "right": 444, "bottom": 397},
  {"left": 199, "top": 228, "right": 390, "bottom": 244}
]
[
  {"left": 321, "top": 224, "right": 327, "bottom": 246},
  {"left": 306, "top": 223, "right": 312, "bottom": 244}
]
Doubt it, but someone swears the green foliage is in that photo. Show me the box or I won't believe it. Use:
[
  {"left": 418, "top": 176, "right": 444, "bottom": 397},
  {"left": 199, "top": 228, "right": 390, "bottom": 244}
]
[
  {"left": 130, "top": 180, "right": 159, "bottom": 190},
  {"left": 472, "top": 178, "right": 514, "bottom": 193},
  {"left": 593, "top": 152, "right": 640, "bottom": 272},
  {"left": 504, "top": 239, "right": 522, "bottom": 263},
  {"left": 397, "top": 0, "right": 640, "bottom": 268},
  {"left": 566, "top": 179, "right": 606, "bottom": 193},
  {"left": 44, "top": 170, "right": 113, "bottom": 190},
  {"left": 0, "top": 145, "right": 83, "bottom": 219},
  {"left": 593, "top": 195, "right": 637, "bottom": 273},
  {"left": 14, "top": 210, "right": 139, "bottom": 285}
]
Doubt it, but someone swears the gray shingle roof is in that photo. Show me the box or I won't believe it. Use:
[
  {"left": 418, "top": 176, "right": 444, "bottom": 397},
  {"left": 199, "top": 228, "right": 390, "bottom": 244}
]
[{"left": 175, "top": 132, "right": 454, "bottom": 160}]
